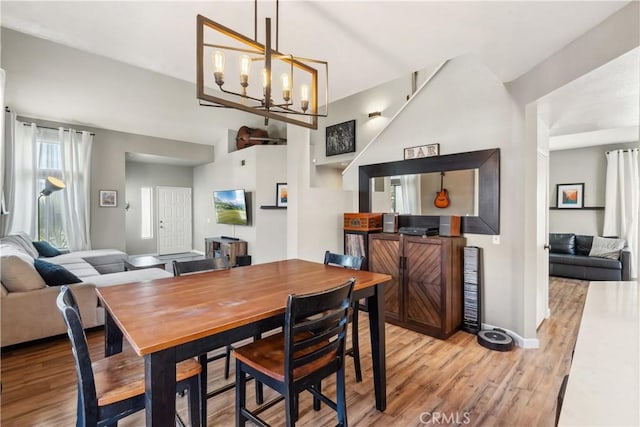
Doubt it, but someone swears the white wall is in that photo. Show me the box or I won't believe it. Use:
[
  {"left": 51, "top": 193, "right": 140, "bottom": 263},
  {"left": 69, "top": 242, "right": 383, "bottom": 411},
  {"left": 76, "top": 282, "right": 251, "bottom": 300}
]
[
  {"left": 509, "top": 0, "right": 639, "bottom": 340},
  {"left": 309, "top": 63, "right": 443, "bottom": 189},
  {"left": 125, "top": 161, "right": 194, "bottom": 255},
  {"left": 193, "top": 143, "right": 287, "bottom": 265},
  {"left": 342, "top": 54, "right": 525, "bottom": 336},
  {"left": 548, "top": 142, "right": 638, "bottom": 236},
  {"left": 286, "top": 125, "right": 353, "bottom": 262}
]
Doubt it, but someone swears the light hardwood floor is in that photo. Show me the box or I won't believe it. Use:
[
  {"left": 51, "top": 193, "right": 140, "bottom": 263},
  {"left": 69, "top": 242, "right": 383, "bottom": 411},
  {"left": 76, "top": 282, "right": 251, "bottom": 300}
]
[{"left": 0, "top": 277, "right": 588, "bottom": 426}]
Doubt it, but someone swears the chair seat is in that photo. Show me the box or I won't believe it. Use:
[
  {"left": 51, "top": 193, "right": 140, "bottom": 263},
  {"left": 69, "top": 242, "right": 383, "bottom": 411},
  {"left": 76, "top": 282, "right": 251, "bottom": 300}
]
[
  {"left": 94, "top": 351, "right": 202, "bottom": 406},
  {"left": 234, "top": 333, "right": 336, "bottom": 382}
]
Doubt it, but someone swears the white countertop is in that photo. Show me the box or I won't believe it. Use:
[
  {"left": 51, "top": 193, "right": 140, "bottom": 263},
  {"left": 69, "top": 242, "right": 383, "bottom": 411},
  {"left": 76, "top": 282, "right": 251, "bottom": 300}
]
[{"left": 559, "top": 281, "right": 639, "bottom": 426}]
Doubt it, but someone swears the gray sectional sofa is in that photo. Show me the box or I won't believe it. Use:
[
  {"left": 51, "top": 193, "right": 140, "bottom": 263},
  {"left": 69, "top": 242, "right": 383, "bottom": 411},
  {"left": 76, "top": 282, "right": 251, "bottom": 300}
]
[
  {"left": 0, "top": 233, "right": 172, "bottom": 347},
  {"left": 549, "top": 233, "right": 631, "bottom": 281}
]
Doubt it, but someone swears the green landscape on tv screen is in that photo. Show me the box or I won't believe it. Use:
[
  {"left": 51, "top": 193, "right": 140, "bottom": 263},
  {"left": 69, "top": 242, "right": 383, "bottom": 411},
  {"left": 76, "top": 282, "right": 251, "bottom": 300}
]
[{"left": 214, "top": 189, "right": 248, "bottom": 225}]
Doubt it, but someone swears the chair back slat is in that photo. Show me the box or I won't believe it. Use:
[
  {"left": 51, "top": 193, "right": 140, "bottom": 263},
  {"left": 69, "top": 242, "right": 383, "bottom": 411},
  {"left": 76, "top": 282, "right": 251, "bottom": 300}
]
[
  {"left": 284, "top": 279, "right": 354, "bottom": 378},
  {"left": 56, "top": 288, "right": 99, "bottom": 426},
  {"left": 323, "top": 251, "right": 365, "bottom": 270},
  {"left": 173, "top": 257, "right": 230, "bottom": 276}
]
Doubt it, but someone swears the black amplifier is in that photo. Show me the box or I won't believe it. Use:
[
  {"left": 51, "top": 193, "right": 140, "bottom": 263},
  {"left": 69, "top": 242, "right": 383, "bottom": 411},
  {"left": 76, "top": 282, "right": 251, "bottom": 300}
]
[{"left": 398, "top": 227, "right": 438, "bottom": 236}]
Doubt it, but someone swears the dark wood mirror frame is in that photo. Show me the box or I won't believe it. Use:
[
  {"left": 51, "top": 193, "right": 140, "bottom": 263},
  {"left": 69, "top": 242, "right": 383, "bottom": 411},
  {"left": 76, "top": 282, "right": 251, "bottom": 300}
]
[{"left": 358, "top": 148, "right": 500, "bottom": 235}]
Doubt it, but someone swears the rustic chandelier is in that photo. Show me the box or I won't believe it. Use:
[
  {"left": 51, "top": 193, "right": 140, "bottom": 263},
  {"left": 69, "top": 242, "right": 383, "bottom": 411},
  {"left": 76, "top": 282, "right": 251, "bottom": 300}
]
[{"left": 197, "top": 0, "right": 328, "bottom": 130}]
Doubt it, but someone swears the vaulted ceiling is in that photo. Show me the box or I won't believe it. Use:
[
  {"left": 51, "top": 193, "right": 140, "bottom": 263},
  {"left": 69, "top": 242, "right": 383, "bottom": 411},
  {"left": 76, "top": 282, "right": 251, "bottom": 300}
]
[{"left": 1, "top": 1, "right": 636, "bottom": 148}]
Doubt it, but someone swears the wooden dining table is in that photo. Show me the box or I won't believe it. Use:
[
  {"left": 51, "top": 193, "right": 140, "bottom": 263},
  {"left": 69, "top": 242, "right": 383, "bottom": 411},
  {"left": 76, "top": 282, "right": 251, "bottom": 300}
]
[{"left": 97, "top": 258, "right": 391, "bottom": 426}]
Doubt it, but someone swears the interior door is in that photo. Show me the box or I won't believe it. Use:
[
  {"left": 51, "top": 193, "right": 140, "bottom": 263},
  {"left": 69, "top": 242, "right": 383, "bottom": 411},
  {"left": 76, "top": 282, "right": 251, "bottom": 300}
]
[
  {"left": 536, "top": 149, "right": 550, "bottom": 327},
  {"left": 157, "top": 186, "right": 192, "bottom": 255}
]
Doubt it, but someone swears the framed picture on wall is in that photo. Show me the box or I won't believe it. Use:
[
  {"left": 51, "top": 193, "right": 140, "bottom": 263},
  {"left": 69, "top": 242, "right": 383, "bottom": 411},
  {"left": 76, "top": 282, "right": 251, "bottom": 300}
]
[
  {"left": 276, "top": 183, "right": 288, "bottom": 207},
  {"left": 326, "top": 120, "right": 356, "bottom": 156},
  {"left": 556, "top": 183, "right": 584, "bottom": 208},
  {"left": 99, "top": 190, "right": 118, "bottom": 207}
]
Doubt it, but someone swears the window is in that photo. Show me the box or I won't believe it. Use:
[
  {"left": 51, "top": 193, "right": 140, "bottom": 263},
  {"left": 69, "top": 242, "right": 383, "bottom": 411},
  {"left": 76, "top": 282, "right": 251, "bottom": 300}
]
[
  {"left": 37, "top": 128, "right": 67, "bottom": 248},
  {"left": 141, "top": 187, "right": 153, "bottom": 239}
]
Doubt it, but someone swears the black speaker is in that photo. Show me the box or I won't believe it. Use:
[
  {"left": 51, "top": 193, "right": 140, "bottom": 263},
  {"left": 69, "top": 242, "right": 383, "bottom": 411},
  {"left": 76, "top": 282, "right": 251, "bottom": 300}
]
[{"left": 236, "top": 255, "right": 252, "bottom": 267}]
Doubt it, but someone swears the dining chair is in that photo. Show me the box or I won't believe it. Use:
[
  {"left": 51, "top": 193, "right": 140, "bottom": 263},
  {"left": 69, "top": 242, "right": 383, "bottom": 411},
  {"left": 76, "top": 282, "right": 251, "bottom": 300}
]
[
  {"left": 173, "top": 257, "right": 233, "bottom": 381},
  {"left": 56, "top": 286, "right": 202, "bottom": 427},
  {"left": 172, "top": 256, "right": 230, "bottom": 276},
  {"left": 234, "top": 278, "right": 355, "bottom": 427},
  {"left": 323, "top": 250, "right": 365, "bottom": 382},
  {"left": 172, "top": 257, "right": 263, "bottom": 403}
]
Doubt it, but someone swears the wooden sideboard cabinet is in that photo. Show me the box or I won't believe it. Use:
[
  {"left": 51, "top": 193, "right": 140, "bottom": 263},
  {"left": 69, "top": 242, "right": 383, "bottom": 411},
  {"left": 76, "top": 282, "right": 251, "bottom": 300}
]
[
  {"left": 205, "top": 237, "right": 247, "bottom": 267},
  {"left": 368, "top": 233, "right": 465, "bottom": 339}
]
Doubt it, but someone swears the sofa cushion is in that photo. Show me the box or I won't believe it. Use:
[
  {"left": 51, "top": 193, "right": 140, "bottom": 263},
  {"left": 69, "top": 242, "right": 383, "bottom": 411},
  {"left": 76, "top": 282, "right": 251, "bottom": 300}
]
[
  {"left": 0, "top": 233, "right": 38, "bottom": 259},
  {"left": 44, "top": 257, "right": 100, "bottom": 279},
  {"left": 574, "top": 235, "right": 594, "bottom": 256},
  {"left": 83, "top": 268, "right": 172, "bottom": 287},
  {"left": 549, "top": 253, "right": 622, "bottom": 270},
  {"left": 47, "top": 249, "right": 127, "bottom": 274},
  {"left": 589, "top": 236, "right": 626, "bottom": 260},
  {"left": 549, "top": 233, "right": 576, "bottom": 255},
  {"left": 34, "top": 259, "right": 82, "bottom": 286},
  {"left": 0, "top": 254, "right": 47, "bottom": 292},
  {"left": 32, "top": 240, "right": 62, "bottom": 257}
]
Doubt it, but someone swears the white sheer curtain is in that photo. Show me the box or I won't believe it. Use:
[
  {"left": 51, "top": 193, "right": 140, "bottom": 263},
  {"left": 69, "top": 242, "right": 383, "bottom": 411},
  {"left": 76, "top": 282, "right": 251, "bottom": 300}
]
[
  {"left": 400, "top": 174, "right": 421, "bottom": 214},
  {"left": 59, "top": 128, "right": 93, "bottom": 251},
  {"left": 603, "top": 148, "right": 639, "bottom": 279},
  {"left": 7, "top": 122, "right": 38, "bottom": 237}
]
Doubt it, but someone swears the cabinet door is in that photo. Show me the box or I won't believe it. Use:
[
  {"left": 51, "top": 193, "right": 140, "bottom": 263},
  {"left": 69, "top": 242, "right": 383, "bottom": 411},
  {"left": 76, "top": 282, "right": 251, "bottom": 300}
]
[
  {"left": 405, "top": 238, "right": 442, "bottom": 330},
  {"left": 369, "top": 235, "right": 401, "bottom": 321}
]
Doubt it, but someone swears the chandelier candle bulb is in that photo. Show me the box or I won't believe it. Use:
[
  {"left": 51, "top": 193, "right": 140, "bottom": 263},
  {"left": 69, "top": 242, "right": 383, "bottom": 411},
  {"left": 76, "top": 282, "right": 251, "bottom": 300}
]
[
  {"left": 213, "top": 50, "right": 225, "bottom": 85},
  {"left": 300, "top": 84, "right": 309, "bottom": 112},
  {"left": 281, "top": 73, "right": 291, "bottom": 102},
  {"left": 240, "top": 55, "right": 250, "bottom": 91}
]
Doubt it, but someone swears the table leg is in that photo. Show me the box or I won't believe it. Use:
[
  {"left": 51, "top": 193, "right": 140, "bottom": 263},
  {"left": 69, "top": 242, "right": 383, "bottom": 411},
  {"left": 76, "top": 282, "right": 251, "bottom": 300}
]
[
  {"left": 367, "top": 283, "right": 386, "bottom": 411},
  {"left": 145, "top": 349, "right": 177, "bottom": 426},
  {"left": 104, "top": 310, "right": 123, "bottom": 356},
  {"left": 198, "top": 354, "right": 208, "bottom": 426}
]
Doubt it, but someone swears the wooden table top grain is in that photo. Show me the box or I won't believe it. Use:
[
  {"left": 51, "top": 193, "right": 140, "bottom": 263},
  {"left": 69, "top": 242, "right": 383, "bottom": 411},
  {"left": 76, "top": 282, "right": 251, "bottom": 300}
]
[{"left": 97, "top": 259, "right": 391, "bottom": 356}]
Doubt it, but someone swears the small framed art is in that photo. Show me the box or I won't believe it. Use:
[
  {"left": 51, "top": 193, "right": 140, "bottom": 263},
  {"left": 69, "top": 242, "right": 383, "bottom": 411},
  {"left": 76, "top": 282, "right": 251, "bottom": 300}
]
[
  {"left": 99, "top": 190, "right": 118, "bottom": 207},
  {"left": 276, "top": 183, "right": 288, "bottom": 207},
  {"left": 556, "top": 183, "right": 584, "bottom": 208}
]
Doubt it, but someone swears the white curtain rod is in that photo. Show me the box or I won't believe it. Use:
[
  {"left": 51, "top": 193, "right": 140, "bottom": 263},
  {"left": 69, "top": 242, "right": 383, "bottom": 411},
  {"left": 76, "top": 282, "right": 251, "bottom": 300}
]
[{"left": 20, "top": 121, "right": 95, "bottom": 136}]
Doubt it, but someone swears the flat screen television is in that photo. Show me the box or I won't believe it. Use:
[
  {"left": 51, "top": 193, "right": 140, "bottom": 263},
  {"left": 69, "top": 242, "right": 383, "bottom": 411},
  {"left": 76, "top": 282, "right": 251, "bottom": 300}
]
[{"left": 213, "top": 189, "right": 249, "bottom": 225}]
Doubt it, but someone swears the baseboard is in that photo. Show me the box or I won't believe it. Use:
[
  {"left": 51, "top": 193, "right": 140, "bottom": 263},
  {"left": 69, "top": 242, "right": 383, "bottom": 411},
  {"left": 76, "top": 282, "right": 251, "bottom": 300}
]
[
  {"left": 482, "top": 322, "right": 540, "bottom": 349},
  {"left": 192, "top": 249, "right": 205, "bottom": 255}
]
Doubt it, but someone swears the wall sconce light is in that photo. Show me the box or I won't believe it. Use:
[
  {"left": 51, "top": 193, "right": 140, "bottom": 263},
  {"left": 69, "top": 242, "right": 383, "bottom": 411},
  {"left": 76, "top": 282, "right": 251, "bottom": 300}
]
[{"left": 368, "top": 111, "right": 382, "bottom": 118}]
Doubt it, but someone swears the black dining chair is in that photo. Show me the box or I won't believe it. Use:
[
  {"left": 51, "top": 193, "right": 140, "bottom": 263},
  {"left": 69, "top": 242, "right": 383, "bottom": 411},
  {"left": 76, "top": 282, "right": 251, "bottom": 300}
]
[
  {"left": 173, "top": 256, "right": 264, "bottom": 405},
  {"left": 323, "top": 250, "right": 365, "bottom": 382},
  {"left": 56, "top": 286, "right": 202, "bottom": 427},
  {"left": 234, "top": 278, "right": 355, "bottom": 427},
  {"left": 172, "top": 256, "right": 230, "bottom": 276},
  {"left": 173, "top": 257, "right": 234, "bottom": 387}
]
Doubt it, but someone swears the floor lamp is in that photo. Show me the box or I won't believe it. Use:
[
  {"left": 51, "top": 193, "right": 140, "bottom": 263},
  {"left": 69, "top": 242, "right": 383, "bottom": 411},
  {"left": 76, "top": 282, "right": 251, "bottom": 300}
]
[{"left": 37, "top": 177, "right": 65, "bottom": 241}]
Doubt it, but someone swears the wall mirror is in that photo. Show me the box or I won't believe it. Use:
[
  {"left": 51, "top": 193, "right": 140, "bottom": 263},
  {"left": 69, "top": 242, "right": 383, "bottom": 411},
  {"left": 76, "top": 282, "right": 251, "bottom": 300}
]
[{"left": 359, "top": 148, "right": 500, "bottom": 234}]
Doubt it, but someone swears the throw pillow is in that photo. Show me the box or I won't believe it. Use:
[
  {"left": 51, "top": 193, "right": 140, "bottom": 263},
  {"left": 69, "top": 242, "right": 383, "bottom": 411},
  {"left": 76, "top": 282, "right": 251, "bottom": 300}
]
[
  {"left": 589, "top": 236, "right": 626, "bottom": 260},
  {"left": 33, "top": 259, "right": 82, "bottom": 286},
  {"left": 32, "top": 240, "right": 62, "bottom": 257},
  {"left": 0, "top": 254, "right": 47, "bottom": 292}
]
